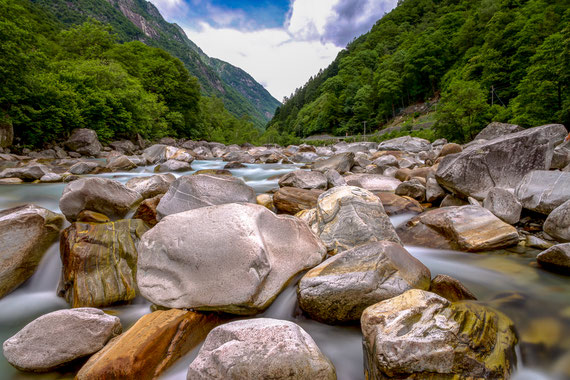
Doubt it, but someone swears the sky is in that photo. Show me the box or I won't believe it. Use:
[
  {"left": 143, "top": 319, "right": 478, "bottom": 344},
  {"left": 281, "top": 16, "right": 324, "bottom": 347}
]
[{"left": 148, "top": 0, "right": 399, "bottom": 102}]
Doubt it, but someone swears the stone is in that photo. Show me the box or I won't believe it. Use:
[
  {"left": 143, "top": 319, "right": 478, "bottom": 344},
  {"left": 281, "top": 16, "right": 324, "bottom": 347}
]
[
  {"left": 156, "top": 174, "right": 256, "bottom": 219},
  {"left": 106, "top": 155, "right": 137, "bottom": 171},
  {"left": 187, "top": 318, "right": 336, "bottom": 380},
  {"left": 278, "top": 170, "right": 327, "bottom": 190},
  {"left": 109, "top": 140, "right": 136, "bottom": 155},
  {"left": 0, "top": 205, "right": 64, "bottom": 299},
  {"left": 193, "top": 169, "right": 232, "bottom": 176},
  {"left": 515, "top": 170, "right": 570, "bottom": 214},
  {"left": 0, "top": 164, "right": 50, "bottom": 181},
  {"left": 525, "top": 235, "right": 553, "bottom": 250},
  {"left": 256, "top": 193, "right": 276, "bottom": 213},
  {"left": 58, "top": 219, "right": 149, "bottom": 308},
  {"left": 298, "top": 241, "right": 430, "bottom": 324},
  {"left": 372, "top": 154, "right": 399, "bottom": 169},
  {"left": 59, "top": 177, "right": 142, "bottom": 222},
  {"left": 537, "top": 243, "right": 570, "bottom": 275},
  {"left": 551, "top": 140, "right": 570, "bottom": 169},
  {"left": 440, "top": 194, "right": 468, "bottom": 207},
  {"left": 394, "top": 168, "right": 412, "bottom": 182},
  {"left": 125, "top": 173, "right": 175, "bottom": 199},
  {"left": 361, "top": 289, "right": 517, "bottom": 379},
  {"left": 474, "top": 122, "right": 524, "bottom": 140},
  {"left": 374, "top": 192, "right": 423, "bottom": 215},
  {"left": 436, "top": 124, "right": 568, "bottom": 200},
  {"left": 438, "top": 143, "right": 462, "bottom": 157},
  {"left": 344, "top": 174, "right": 401, "bottom": 192},
  {"left": 154, "top": 159, "right": 192, "bottom": 173},
  {"left": 142, "top": 144, "right": 181, "bottom": 164},
  {"left": 77, "top": 210, "right": 111, "bottom": 223},
  {"left": 0, "top": 177, "right": 23, "bottom": 184},
  {"left": 429, "top": 274, "right": 477, "bottom": 302},
  {"left": 324, "top": 169, "right": 346, "bottom": 188},
  {"left": 222, "top": 151, "right": 255, "bottom": 164},
  {"left": 77, "top": 309, "right": 222, "bottom": 380},
  {"left": 273, "top": 187, "right": 323, "bottom": 214},
  {"left": 314, "top": 186, "right": 401, "bottom": 254},
  {"left": 544, "top": 199, "right": 570, "bottom": 242},
  {"left": 39, "top": 173, "right": 62, "bottom": 183},
  {"left": 395, "top": 179, "right": 426, "bottom": 202},
  {"left": 396, "top": 206, "right": 520, "bottom": 252},
  {"left": 483, "top": 187, "right": 522, "bottom": 224},
  {"left": 133, "top": 194, "right": 162, "bottom": 226},
  {"left": 137, "top": 203, "right": 326, "bottom": 313},
  {"left": 65, "top": 128, "right": 102, "bottom": 156},
  {"left": 426, "top": 177, "right": 446, "bottom": 203},
  {"left": 311, "top": 152, "right": 354, "bottom": 174},
  {"left": 377, "top": 136, "right": 431, "bottom": 153},
  {"left": 69, "top": 161, "right": 102, "bottom": 175},
  {"left": 3, "top": 308, "right": 121, "bottom": 372},
  {"left": 224, "top": 161, "right": 246, "bottom": 169}
]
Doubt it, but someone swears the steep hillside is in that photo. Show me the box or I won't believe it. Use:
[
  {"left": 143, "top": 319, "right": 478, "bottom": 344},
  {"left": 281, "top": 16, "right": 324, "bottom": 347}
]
[
  {"left": 269, "top": 0, "right": 569, "bottom": 142},
  {"left": 32, "top": 0, "right": 280, "bottom": 128}
]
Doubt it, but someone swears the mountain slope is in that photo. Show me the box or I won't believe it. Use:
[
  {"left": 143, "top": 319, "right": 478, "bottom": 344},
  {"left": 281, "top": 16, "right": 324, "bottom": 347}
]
[{"left": 32, "top": 0, "right": 280, "bottom": 128}]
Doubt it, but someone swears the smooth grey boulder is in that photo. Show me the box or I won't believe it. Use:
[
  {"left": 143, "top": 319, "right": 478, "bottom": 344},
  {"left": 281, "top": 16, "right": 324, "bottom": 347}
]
[
  {"left": 395, "top": 179, "right": 426, "bottom": 202},
  {"left": 426, "top": 177, "right": 446, "bottom": 203},
  {"left": 137, "top": 203, "right": 326, "bottom": 313},
  {"left": 156, "top": 174, "right": 256, "bottom": 219},
  {"left": 311, "top": 152, "right": 354, "bottom": 174},
  {"left": 361, "top": 289, "right": 517, "bottom": 379},
  {"left": 142, "top": 144, "right": 179, "bottom": 164},
  {"left": 515, "top": 170, "right": 570, "bottom": 214},
  {"left": 483, "top": 187, "right": 522, "bottom": 224},
  {"left": 436, "top": 124, "right": 568, "bottom": 200},
  {"left": 59, "top": 177, "right": 142, "bottom": 222},
  {"left": 222, "top": 151, "right": 255, "bottom": 163},
  {"left": 298, "top": 241, "right": 431, "bottom": 324},
  {"left": 0, "top": 205, "right": 64, "bottom": 299},
  {"left": 154, "top": 159, "right": 192, "bottom": 173},
  {"left": 314, "top": 186, "right": 401, "bottom": 254},
  {"left": 105, "top": 155, "right": 136, "bottom": 171},
  {"left": 64, "top": 128, "right": 102, "bottom": 156},
  {"left": 440, "top": 194, "right": 468, "bottom": 207},
  {"left": 474, "top": 122, "right": 523, "bottom": 140},
  {"left": 2, "top": 308, "right": 121, "bottom": 372},
  {"left": 0, "top": 164, "right": 50, "bottom": 181},
  {"left": 551, "top": 140, "right": 570, "bottom": 169},
  {"left": 377, "top": 136, "right": 431, "bottom": 153},
  {"left": 344, "top": 174, "right": 401, "bottom": 192},
  {"left": 69, "top": 161, "right": 101, "bottom": 175},
  {"left": 278, "top": 170, "right": 327, "bottom": 190},
  {"left": 372, "top": 154, "right": 399, "bottom": 169},
  {"left": 544, "top": 200, "right": 570, "bottom": 242},
  {"left": 537, "top": 243, "right": 570, "bottom": 274},
  {"left": 324, "top": 169, "right": 346, "bottom": 188},
  {"left": 126, "top": 174, "right": 175, "bottom": 199},
  {"left": 109, "top": 140, "right": 136, "bottom": 155},
  {"left": 187, "top": 318, "right": 336, "bottom": 380}
]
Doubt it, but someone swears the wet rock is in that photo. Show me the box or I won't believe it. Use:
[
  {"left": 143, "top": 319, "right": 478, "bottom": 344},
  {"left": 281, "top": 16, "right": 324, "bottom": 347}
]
[
  {"left": 133, "top": 194, "right": 163, "bottom": 226},
  {"left": 224, "top": 161, "right": 246, "bottom": 169},
  {"left": 39, "top": 173, "right": 62, "bottom": 183},
  {"left": 156, "top": 174, "right": 256, "bottom": 219},
  {"left": 77, "top": 210, "right": 111, "bottom": 223},
  {"left": 361, "top": 289, "right": 517, "bottom": 379},
  {"left": 193, "top": 169, "right": 232, "bottom": 176},
  {"left": 377, "top": 136, "right": 431, "bottom": 153},
  {"left": 3, "top": 308, "right": 121, "bottom": 372},
  {"left": 344, "top": 174, "right": 401, "bottom": 192},
  {"left": 65, "top": 128, "right": 102, "bottom": 156},
  {"left": 515, "top": 170, "right": 570, "bottom": 214},
  {"left": 273, "top": 187, "right": 323, "bottom": 214},
  {"left": 77, "top": 309, "right": 221, "bottom": 380},
  {"left": 311, "top": 152, "right": 354, "bottom": 174},
  {"left": 106, "top": 155, "right": 136, "bottom": 171},
  {"left": 483, "top": 187, "right": 522, "bottom": 224},
  {"left": 537, "top": 243, "right": 570, "bottom": 275},
  {"left": 475, "top": 122, "right": 524, "bottom": 140},
  {"left": 298, "top": 241, "right": 430, "bottom": 324},
  {"left": 187, "top": 318, "right": 336, "bottom": 380},
  {"left": 375, "top": 192, "right": 423, "bottom": 216},
  {"left": 324, "top": 169, "right": 346, "bottom": 188},
  {"left": 544, "top": 199, "right": 570, "bottom": 242},
  {"left": 137, "top": 203, "right": 326, "bottom": 313},
  {"left": 154, "top": 159, "right": 192, "bottom": 173},
  {"left": 426, "top": 177, "right": 446, "bottom": 203},
  {"left": 395, "top": 179, "right": 426, "bottom": 202},
  {"left": 525, "top": 235, "right": 553, "bottom": 250},
  {"left": 0, "top": 177, "right": 23, "bottom": 184},
  {"left": 59, "top": 177, "right": 142, "bottom": 222},
  {"left": 436, "top": 124, "right": 568, "bottom": 200},
  {"left": 429, "top": 274, "right": 477, "bottom": 302},
  {"left": 222, "top": 151, "right": 255, "bottom": 164},
  {"left": 0, "top": 205, "right": 64, "bottom": 298},
  {"left": 397, "top": 206, "right": 520, "bottom": 252},
  {"left": 142, "top": 144, "right": 179, "bottom": 164},
  {"left": 440, "top": 194, "right": 468, "bottom": 207},
  {"left": 278, "top": 170, "right": 327, "bottom": 190},
  {"left": 314, "top": 186, "right": 401, "bottom": 254},
  {"left": 125, "top": 174, "right": 175, "bottom": 199},
  {"left": 59, "top": 219, "right": 149, "bottom": 307},
  {"left": 256, "top": 193, "right": 276, "bottom": 213},
  {"left": 0, "top": 164, "right": 50, "bottom": 181},
  {"left": 69, "top": 161, "right": 101, "bottom": 175}
]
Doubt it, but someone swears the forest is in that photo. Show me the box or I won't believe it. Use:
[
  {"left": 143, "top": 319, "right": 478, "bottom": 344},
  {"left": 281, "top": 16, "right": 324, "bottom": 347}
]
[{"left": 268, "top": 0, "right": 570, "bottom": 142}]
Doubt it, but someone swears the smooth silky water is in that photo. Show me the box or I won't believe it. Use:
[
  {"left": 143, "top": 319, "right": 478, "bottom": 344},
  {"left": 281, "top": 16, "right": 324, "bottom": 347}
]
[{"left": 0, "top": 161, "right": 568, "bottom": 380}]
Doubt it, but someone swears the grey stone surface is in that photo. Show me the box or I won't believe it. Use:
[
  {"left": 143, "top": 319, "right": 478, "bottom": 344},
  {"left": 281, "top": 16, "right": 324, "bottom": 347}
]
[
  {"left": 3, "top": 308, "right": 121, "bottom": 372},
  {"left": 59, "top": 177, "right": 142, "bottom": 222},
  {"left": 69, "top": 161, "right": 101, "bottom": 175},
  {"left": 344, "top": 174, "right": 401, "bottom": 192},
  {"left": 474, "top": 122, "right": 523, "bottom": 140},
  {"left": 483, "top": 187, "right": 522, "bottom": 225},
  {"left": 0, "top": 164, "right": 50, "bottom": 181},
  {"left": 537, "top": 243, "right": 570, "bottom": 274},
  {"left": 64, "top": 129, "right": 102, "bottom": 156},
  {"left": 109, "top": 140, "right": 136, "bottom": 155},
  {"left": 377, "top": 136, "right": 431, "bottom": 153},
  {"left": 142, "top": 144, "right": 180, "bottom": 164},
  {"left": 156, "top": 174, "right": 256, "bottom": 219},
  {"left": 187, "top": 318, "right": 336, "bottom": 380},
  {"left": 311, "top": 152, "right": 354, "bottom": 174},
  {"left": 154, "top": 159, "right": 192, "bottom": 173},
  {"left": 544, "top": 199, "right": 570, "bottom": 242},
  {"left": 298, "top": 241, "right": 430, "bottom": 323},
  {"left": 324, "top": 169, "right": 346, "bottom": 188},
  {"left": 278, "top": 170, "right": 327, "bottom": 190},
  {"left": 515, "top": 170, "right": 570, "bottom": 214},
  {"left": 426, "top": 177, "right": 446, "bottom": 203},
  {"left": 126, "top": 174, "right": 175, "bottom": 199},
  {"left": 106, "top": 155, "right": 137, "bottom": 171},
  {"left": 395, "top": 179, "right": 426, "bottom": 202},
  {"left": 137, "top": 203, "right": 326, "bottom": 313}
]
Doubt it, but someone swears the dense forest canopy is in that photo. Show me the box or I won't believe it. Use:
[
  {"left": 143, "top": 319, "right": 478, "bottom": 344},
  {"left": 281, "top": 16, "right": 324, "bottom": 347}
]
[{"left": 268, "top": 0, "right": 570, "bottom": 143}]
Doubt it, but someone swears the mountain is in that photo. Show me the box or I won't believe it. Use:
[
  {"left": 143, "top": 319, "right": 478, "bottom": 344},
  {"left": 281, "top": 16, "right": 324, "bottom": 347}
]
[
  {"left": 268, "top": 0, "right": 569, "bottom": 142},
  {"left": 32, "top": 0, "right": 280, "bottom": 128}
]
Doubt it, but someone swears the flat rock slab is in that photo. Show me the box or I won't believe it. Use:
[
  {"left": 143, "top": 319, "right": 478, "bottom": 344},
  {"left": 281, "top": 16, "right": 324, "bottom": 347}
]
[
  {"left": 377, "top": 136, "right": 431, "bottom": 153},
  {"left": 396, "top": 205, "right": 520, "bottom": 252},
  {"left": 374, "top": 192, "right": 423, "bottom": 216},
  {"left": 3, "top": 308, "right": 121, "bottom": 372},
  {"left": 278, "top": 170, "right": 327, "bottom": 190},
  {"left": 345, "top": 174, "right": 401, "bottom": 192},
  {"left": 273, "top": 187, "right": 323, "bottom": 214},
  {"left": 311, "top": 152, "right": 355, "bottom": 174},
  {"left": 137, "top": 203, "right": 326, "bottom": 314},
  {"left": 77, "top": 309, "right": 221, "bottom": 380},
  {"left": 515, "top": 170, "right": 570, "bottom": 215},
  {"left": 187, "top": 318, "right": 336, "bottom": 380}
]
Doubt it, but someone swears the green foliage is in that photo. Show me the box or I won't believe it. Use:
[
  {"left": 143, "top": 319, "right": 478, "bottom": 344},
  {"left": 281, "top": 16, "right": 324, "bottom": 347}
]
[{"left": 269, "top": 0, "right": 570, "bottom": 142}]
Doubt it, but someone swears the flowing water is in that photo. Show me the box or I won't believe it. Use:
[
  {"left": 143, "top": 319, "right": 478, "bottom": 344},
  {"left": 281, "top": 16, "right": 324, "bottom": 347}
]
[{"left": 0, "top": 160, "right": 568, "bottom": 380}]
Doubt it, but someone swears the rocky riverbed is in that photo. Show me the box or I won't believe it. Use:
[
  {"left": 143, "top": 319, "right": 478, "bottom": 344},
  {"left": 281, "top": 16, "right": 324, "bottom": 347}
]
[{"left": 0, "top": 123, "right": 569, "bottom": 379}]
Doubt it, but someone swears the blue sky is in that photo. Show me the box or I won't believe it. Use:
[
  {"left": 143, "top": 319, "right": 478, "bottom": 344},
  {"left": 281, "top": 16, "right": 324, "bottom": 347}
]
[{"left": 149, "top": 0, "right": 399, "bottom": 101}]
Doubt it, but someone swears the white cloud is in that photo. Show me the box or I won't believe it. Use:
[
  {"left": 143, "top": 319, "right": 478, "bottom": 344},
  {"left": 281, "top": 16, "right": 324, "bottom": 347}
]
[
  {"left": 148, "top": 0, "right": 189, "bottom": 20},
  {"left": 286, "top": 0, "right": 339, "bottom": 41}
]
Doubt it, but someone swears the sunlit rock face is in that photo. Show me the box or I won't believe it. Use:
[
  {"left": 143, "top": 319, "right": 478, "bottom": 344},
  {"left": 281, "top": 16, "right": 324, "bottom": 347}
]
[{"left": 137, "top": 203, "right": 326, "bottom": 314}]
